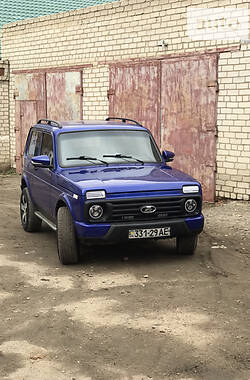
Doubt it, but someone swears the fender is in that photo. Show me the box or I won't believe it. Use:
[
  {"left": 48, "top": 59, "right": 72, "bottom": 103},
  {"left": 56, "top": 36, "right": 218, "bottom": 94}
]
[
  {"left": 55, "top": 193, "right": 77, "bottom": 221},
  {"left": 21, "top": 174, "right": 34, "bottom": 201}
]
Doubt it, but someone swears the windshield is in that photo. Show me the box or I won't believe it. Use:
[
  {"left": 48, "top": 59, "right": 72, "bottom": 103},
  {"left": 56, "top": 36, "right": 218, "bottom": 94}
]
[{"left": 57, "top": 130, "right": 161, "bottom": 167}]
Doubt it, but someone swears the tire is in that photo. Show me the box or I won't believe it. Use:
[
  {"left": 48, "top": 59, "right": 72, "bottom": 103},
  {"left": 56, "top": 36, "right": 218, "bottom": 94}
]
[
  {"left": 176, "top": 234, "right": 198, "bottom": 255},
  {"left": 20, "top": 187, "right": 42, "bottom": 232},
  {"left": 57, "top": 207, "right": 79, "bottom": 265}
]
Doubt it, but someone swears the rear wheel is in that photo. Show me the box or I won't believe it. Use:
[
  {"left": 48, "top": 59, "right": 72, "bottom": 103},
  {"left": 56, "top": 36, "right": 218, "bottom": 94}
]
[
  {"left": 176, "top": 235, "right": 198, "bottom": 255},
  {"left": 57, "top": 207, "right": 79, "bottom": 265},
  {"left": 20, "top": 187, "right": 42, "bottom": 232}
]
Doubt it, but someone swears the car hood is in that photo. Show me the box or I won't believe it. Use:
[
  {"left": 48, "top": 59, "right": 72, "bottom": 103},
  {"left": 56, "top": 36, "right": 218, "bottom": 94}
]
[{"left": 59, "top": 164, "right": 200, "bottom": 194}]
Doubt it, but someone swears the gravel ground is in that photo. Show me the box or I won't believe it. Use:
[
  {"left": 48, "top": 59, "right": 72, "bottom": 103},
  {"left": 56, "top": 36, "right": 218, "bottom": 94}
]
[{"left": 0, "top": 174, "right": 249, "bottom": 380}]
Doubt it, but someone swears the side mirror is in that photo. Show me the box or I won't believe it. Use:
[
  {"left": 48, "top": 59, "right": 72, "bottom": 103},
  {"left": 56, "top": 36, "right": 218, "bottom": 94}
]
[
  {"left": 31, "top": 155, "right": 51, "bottom": 168},
  {"left": 162, "top": 150, "right": 175, "bottom": 162}
]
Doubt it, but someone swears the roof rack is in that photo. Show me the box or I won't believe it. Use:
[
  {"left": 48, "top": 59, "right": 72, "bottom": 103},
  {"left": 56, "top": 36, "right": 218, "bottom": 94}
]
[
  {"left": 106, "top": 117, "right": 142, "bottom": 127},
  {"left": 37, "top": 119, "right": 62, "bottom": 128}
]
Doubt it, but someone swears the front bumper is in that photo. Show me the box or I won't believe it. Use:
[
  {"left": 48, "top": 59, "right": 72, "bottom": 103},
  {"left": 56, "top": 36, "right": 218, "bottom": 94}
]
[{"left": 74, "top": 214, "right": 204, "bottom": 243}]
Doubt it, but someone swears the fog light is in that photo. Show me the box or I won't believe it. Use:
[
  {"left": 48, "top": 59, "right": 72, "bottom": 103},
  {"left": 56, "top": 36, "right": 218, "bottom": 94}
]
[
  {"left": 185, "top": 199, "right": 197, "bottom": 213},
  {"left": 89, "top": 205, "right": 103, "bottom": 219}
]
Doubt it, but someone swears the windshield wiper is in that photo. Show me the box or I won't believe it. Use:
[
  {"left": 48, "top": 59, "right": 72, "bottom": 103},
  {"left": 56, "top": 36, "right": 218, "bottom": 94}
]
[
  {"left": 103, "top": 154, "right": 144, "bottom": 165},
  {"left": 66, "top": 156, "right": 109, "bottom": 165}
]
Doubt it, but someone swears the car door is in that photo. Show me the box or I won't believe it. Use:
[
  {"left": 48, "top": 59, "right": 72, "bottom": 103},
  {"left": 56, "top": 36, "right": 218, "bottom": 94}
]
[
  {"left": 25, "top": 128, "right": 43, "bottom": 206},
  {"left": 36, "top": 132, "right": 55, "bottom": 217},
  {"left": 27, "top": 130, "right": 54, "bottom": 218}
]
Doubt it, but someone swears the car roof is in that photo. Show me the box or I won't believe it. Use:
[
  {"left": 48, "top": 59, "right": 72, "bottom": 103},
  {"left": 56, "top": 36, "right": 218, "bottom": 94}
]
[{"left": 32, "top": 120, "right": 149, "bottom": 134}]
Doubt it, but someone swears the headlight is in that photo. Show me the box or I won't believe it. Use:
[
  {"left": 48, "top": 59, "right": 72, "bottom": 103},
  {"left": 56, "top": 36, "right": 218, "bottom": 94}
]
[
  {"left": 185, "top": 199, "right": 197, "bottom": 213},
  {"left": 86, "top": 190, "right": 106, "bottom": 200},
  {"left": 89, "top": 205, "right": 104, "bottom": 219},
  {"left": 182, "top": 185, "right": 199, "bottom": 194}
]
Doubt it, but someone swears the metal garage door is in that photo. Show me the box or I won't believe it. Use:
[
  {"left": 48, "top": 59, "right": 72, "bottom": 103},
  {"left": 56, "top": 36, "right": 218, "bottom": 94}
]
[
  {"left": 109, "top": 62, "right": 161, "bottom": 145},
  {"left": 14, "top": 73, "right": 46, "bottom": 173},
  {"left": 109, "top": 54, "right": 218, "bottom": 201},
  {"left": 46, "top": 72, "right": 82, "bottom": 120},
  {"left": 14, "top": 71, "right": 83, "bottom": 173},
  {"left": 161, "top": 54, "right": 218, "bottom": 202}
]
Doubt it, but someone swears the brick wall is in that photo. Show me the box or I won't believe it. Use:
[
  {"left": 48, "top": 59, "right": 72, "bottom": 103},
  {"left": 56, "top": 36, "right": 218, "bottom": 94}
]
[
  {"left": 82, "top": 65, "right": 109, "bottom": 119},
  {"left": 0, "top": 60, "right": 10, "bottom": 169},
  {"left": 1, "top": 0, "right": 249, "bottom": 199},
  {"left": 217, "top": 45, "right": 250, "bottom": 200}
]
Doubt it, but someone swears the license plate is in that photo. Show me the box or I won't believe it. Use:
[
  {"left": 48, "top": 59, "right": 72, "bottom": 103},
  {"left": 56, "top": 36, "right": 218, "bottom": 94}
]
[{"left": 128, "top": 227, "right": 170, "bottom": 239}]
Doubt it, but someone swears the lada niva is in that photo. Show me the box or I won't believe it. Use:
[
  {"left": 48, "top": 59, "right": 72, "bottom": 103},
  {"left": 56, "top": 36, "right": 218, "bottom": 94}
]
[{"left": 20, "top": 117, "right": 204, "bottom": 264}]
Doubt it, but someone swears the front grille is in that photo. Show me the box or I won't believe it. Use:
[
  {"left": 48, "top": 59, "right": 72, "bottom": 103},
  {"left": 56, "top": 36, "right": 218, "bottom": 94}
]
[{"left": 86, "top": 196, "right": 201, "bottom": 223}]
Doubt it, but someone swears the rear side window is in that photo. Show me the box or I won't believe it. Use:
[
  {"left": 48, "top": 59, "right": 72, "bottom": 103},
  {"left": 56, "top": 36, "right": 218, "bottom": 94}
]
[
  {"left": 41, "top": 133, "right": 54, "bottom": 165},
  {"left": 27, "top": 130, "right": 42, "bottom": 157}
]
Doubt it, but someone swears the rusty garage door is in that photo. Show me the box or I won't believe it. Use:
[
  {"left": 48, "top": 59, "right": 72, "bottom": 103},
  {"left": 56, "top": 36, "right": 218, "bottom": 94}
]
[
  {"left": 15, "top": 73, "right": 46, "bottom": 174},
  {"left": 161, "top": 54, "right": 218, "bottom": 202},
  {"left": 46, "top": 72, "right": 82, "bottom": 120},
  {"left": 14, "top": 70, "right": 83, "bottom": 173},
  {"left": 109, "top": 54, "right": 218, "bottom": 201},
  {"left": 109, "top": 62, "right": 161, "bottom": 145}
]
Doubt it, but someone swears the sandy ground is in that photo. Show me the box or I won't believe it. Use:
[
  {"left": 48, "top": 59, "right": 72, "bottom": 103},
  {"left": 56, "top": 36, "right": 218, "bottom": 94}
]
[{"left": 0, "top": 174, "right": 249, "bottom": 380}]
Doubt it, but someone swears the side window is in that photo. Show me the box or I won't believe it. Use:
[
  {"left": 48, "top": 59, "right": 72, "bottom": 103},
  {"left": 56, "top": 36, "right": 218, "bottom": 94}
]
[
  {"left": 41, "top": 133, "right": 54, "bottom": 165},
  {"left": 27, "top": 130, "right": 42, "bottom": 157}
]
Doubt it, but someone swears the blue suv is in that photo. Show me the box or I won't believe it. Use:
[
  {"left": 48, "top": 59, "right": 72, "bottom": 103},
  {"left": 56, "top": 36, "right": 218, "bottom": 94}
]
[{"left": 20, "top": 118, "right": 204, "bottom": 264}]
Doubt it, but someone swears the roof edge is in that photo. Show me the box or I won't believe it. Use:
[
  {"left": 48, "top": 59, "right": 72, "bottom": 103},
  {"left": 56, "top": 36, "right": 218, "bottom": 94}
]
[{"left": 2, "top": 0, "right": 121, "bottom": 30}]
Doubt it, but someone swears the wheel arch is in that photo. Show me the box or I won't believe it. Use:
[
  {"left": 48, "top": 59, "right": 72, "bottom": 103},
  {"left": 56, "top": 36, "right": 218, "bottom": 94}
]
[
  {"left": 55, "top": 199, "right": 67, "bottom": 215},
  {"left": 21, "top": 174, "right": 30, "bottom": 190},
  {"left": 20, "top": 175, "right": 34, "bottom": 203},
  {"left": 21, "top": 178, "right": 27, "bottom": 189},
  {"left": 55, "top": 194, "right": 74, "bottom": 218}
]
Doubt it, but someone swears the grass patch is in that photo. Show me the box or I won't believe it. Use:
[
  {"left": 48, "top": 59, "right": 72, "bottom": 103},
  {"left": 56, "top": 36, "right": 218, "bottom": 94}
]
[{"left": 0, "top": 165, "right": 17, "bottom": 175}]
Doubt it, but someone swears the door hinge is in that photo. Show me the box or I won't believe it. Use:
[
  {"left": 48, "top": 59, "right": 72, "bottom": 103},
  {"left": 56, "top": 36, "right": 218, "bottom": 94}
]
[
  {"left": 14, "top": 155, "right": 21, "bottom": 162},
  {"left": 205, "top": 162, "right": 216, "bottom": 172},
  {"left": 13, "top": 90, "right": 19, "bottom": 99},
  {"left": 14, "top": 127, "right": 20, "bottom": 133},
  {"left": 107, "top": 89, "right": 115, "bottom": 99},
  {"left": 205, "top": 124, "right": 218, "bottom": 136},
  {"left": 75, "top": 85, "right": 83, "bottom": 95},
  {"left": 214, "top": 125, "right": 218, "bottom": 137},
  {"left": 207, "top": 80, "right": 219, "bottom": 92}
]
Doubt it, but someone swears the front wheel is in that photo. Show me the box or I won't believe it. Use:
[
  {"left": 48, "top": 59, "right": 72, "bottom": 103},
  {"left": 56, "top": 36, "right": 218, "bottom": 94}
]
[
  {"left": 20, "top": 187, "right": 42, "bottom": 232},
  {"left": 57, "top": 207, "right": 79, "bottom": 265},
  {"left": 176, "top": 235, "right": 198, "bottom": 255}
]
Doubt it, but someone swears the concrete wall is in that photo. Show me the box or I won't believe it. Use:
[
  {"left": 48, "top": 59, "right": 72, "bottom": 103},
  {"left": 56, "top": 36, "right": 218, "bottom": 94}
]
[
  {"left": 1, "top": 0, "right": 250, "bottom": 199},
  {"left": 0, "top": 60, "right": 10, "bottom": 169}
]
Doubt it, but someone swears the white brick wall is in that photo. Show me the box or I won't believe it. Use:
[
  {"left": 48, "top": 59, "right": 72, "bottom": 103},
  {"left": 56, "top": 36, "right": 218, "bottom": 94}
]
[
  {"left": 82, "top": 65, "right": 109, "bottom": 119},
  {"left": 1, "top": 0, "right": 249, "bottom": 199},
  {"left": 217, "top": 44, "right": 250, "bottom": 200},
  {"left": 0, "top": 61, "right": 10, "bottom": 168}
]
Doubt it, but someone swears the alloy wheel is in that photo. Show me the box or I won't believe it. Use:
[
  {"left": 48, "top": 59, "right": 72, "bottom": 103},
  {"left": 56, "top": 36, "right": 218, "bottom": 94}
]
[{"left": 20, "top": 194, "right": 28, "bottom": 225}]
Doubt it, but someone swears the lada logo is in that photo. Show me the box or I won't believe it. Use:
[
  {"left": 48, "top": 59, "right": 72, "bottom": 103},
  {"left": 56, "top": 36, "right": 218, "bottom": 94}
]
[{"left": 140, "top": 205, "right": 156, "bottom": 214}]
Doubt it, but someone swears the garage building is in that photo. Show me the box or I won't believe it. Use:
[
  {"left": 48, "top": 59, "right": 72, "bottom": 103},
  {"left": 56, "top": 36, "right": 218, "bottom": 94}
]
[{"left": 0, "top": 0, "right": 249, "bottom": 201}]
